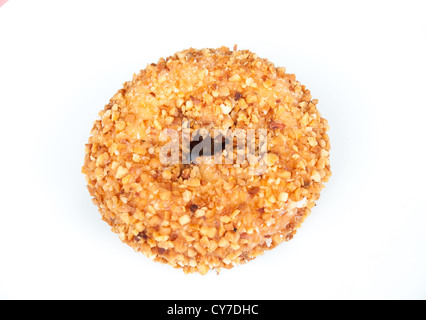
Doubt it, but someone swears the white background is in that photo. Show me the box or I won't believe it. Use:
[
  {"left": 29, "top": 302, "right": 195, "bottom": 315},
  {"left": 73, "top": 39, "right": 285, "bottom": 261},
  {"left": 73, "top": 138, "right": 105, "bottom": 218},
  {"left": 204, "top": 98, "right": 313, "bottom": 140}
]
[{"left": 1, "top": 0, "right": 425, "bottom": 300}]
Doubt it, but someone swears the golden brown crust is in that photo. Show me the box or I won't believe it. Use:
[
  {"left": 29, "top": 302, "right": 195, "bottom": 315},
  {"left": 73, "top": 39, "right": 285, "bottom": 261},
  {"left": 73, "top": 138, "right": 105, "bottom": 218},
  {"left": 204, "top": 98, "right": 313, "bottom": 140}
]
[{"left": 82, "top": 47, "right": 331, "bottom": 274}]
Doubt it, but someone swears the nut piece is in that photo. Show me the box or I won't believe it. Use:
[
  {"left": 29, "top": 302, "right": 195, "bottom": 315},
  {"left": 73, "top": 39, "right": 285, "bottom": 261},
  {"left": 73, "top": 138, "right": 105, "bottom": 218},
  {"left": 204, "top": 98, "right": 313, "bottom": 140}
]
[
  {"left": 187, "top": 178, "right": 201, "bottom": 187},
  {"left": 278, "top": 192, "right": 289, "bottom": 202},
  {"left": 311, "top": 170, "right": 321, "bottom": 182},
  {"left": 179, "top": 215, "right": 191, "bottom": 225},
  {"left": 115, "top": 166, "right": 128, "bottom": 179},
  {"left": 267, "top": 153, "right": 279, "bottom": 166},
  {"left": 220, "top": 104, "right": 232, "bottom": 114},
  {"left": 200, "top": 226, "right": 217, "bottom": 238}
]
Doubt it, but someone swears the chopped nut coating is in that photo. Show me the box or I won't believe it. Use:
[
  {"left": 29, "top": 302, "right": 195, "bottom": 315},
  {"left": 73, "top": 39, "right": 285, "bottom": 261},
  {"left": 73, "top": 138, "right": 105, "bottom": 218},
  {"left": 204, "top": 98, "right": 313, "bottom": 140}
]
[{"left": 83, "top": 47, "right": 331, "bottom": 274}]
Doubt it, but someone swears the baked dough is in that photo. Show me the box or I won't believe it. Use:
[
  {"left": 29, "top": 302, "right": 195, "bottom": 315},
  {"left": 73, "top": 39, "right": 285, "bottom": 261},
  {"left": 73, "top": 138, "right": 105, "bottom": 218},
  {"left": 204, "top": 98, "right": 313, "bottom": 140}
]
[{"left": 82, "top": 47, "right": 331, "bottom": 274}]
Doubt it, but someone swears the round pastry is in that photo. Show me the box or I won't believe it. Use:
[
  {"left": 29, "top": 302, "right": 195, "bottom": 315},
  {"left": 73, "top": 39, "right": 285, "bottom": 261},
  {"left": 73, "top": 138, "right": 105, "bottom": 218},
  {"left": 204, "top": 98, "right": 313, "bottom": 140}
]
[{"left": 82, "top": 46, "right": 331, "bottom": 274}]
